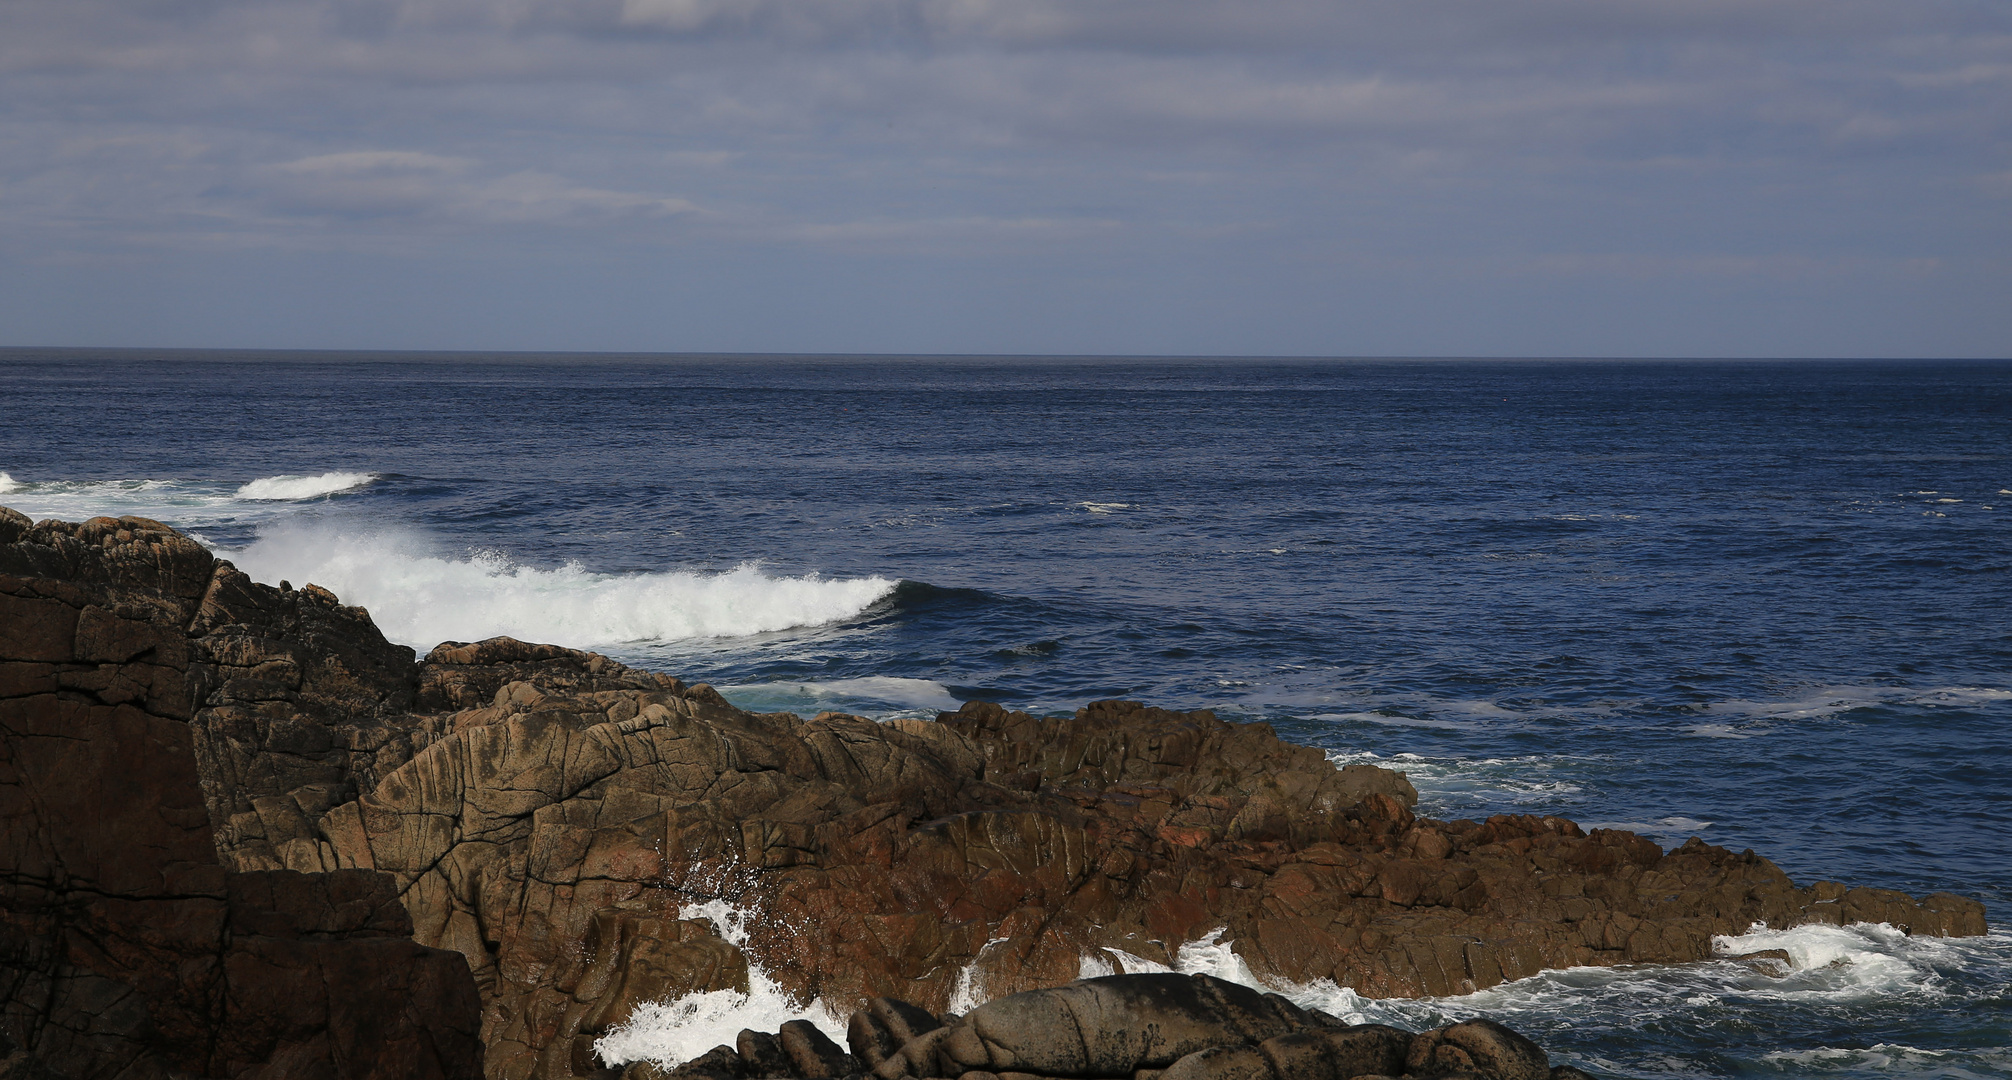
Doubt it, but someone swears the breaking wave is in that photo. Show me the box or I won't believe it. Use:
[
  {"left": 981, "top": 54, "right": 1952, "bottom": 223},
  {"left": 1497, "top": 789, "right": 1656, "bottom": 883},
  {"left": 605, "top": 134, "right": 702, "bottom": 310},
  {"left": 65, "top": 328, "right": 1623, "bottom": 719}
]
[
  {"left": 592, "top": 901, "right": 846, "bottom": 1070},
  {"left": 220, "top": 521, "right": 898, "bottom": 650},
  {"left": 0, "top": 470, "right": 376, "bottom": 523},
  {"left": 233, "top": 471, "right": 376, "bottom": 500}
]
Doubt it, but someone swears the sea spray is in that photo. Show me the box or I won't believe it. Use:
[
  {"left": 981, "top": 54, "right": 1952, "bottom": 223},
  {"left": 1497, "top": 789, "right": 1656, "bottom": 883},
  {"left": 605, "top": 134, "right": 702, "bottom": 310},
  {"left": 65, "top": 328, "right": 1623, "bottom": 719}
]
[{"left": 591, "top": 900, "right": 847, "bottom": 1070}]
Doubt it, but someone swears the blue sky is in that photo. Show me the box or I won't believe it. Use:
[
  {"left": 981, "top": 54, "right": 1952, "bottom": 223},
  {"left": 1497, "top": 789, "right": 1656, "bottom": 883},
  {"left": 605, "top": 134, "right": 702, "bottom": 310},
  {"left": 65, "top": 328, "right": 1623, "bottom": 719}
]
[{"left": 3, "top": 0, "right": 2007, "bottom": 356}]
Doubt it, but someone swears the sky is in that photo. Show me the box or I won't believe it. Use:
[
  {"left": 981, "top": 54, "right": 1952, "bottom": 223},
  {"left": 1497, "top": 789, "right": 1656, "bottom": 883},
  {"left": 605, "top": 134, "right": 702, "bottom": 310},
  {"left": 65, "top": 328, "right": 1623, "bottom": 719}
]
[{"left": 2, "top": 0, "right": 2008, "bottom": 357}]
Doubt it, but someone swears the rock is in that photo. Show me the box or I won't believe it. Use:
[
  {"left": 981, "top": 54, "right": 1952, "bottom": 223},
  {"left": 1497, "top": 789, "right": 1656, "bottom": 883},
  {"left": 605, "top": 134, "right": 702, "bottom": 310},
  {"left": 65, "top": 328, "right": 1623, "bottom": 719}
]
[
  {"left": 939, "top": 974, "right": 1306, "bottom": 1076},
  {"left": 0, "top": 512, "right": 482, "bottom": 1078},
  {"left": 1254, "top": 1026, "right": 1410, "bottom": 1080},
  {"left": 684, "top": 980, "right": 1555, "bottom": 1080},
  {"left": 776, "top": 1020, "right": 854, "bottom": 1079},
  {"left": 0, "top": 510, "right": 1990, "bottom": 1080},
  {"left": 1405, "top": 1020, "right": 1549, "bottom": 1080}
]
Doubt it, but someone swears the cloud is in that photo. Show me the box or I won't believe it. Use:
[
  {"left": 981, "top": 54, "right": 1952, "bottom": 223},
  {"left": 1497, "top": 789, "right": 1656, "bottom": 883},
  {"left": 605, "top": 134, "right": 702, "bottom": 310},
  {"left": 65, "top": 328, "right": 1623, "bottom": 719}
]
[
  {"left": 258, "top": 151, "right": 698, "bottom": 224},
  {"left": 0, "top": 0, "right": 2006, "bottom": 354}
]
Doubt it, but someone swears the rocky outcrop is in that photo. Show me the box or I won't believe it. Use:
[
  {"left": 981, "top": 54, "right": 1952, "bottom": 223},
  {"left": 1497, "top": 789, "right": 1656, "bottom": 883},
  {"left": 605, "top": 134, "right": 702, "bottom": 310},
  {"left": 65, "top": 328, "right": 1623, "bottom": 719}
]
[
  {"left": 618, "top": 974, "right": 1596, "bottom": 1080},
  {"left": 0, "top": 508, "right": 482, "bottom": 1078},
  {"left": 0, "top": 509, "right": 1991, "bottom": 1080}
]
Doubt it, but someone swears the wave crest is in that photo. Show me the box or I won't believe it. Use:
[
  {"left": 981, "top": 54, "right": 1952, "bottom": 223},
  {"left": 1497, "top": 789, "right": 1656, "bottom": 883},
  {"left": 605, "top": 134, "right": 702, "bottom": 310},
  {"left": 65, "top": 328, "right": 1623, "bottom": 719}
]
[
  {"left": 234, "top": 472, "right": 376, "bottom": 501},
  {"left": 222, "top": 523, "right": 898, "bottom": 649}
]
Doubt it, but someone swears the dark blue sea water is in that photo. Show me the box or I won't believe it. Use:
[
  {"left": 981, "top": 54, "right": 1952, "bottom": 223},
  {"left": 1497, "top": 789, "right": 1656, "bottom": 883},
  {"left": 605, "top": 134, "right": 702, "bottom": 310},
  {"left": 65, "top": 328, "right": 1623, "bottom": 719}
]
[{"left": 3, "top": 351, "right": 2009, "bottom": 1077}]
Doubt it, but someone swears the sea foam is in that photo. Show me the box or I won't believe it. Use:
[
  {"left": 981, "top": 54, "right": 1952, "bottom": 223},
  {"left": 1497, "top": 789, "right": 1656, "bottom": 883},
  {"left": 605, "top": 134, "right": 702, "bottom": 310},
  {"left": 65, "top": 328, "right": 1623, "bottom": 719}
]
[
  {"left": 592, "top": 900, "right": 847, "bottom": 1070},
  {"left": 233, "top": 471, "right": 376, "bottom": 500},
  {"left": 717, "top": 677, "right": 963, "bottom": 717},
  {"left": 221, "top": 522, "right": 897, "bottom": 649}
]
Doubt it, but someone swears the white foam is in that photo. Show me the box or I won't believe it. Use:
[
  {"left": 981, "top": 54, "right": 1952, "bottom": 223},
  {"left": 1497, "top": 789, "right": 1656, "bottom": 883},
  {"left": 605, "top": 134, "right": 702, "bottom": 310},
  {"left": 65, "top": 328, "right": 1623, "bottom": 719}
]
[
  {"left": 219, "top": 521, "right": 897, "bottom": 649},
  {"left": 1577, "top": 816, "right": 1713, "bottom": 845},
  {"left": 1762, "top": 1043, "right": 2012, "bottom": 1076},
  {"left": 0, "top": 477, "right": 246, "bottom": 524},
  {"left": 1313, "top": 711, "right": 1476, "bottom": 731},
  {"left": 592, "top": 900, "right": 846, "bottom": 1070},
  {"left": 1109, "top": 923, "right": 2012, "bottom": 1074},
  {"left": 233, "top": 471, "right": 376, "bottom": 500},
  {"left": 1323, "top": 748, "right": 1585, "bottom": 816},
  {"left": 1076, "top": 502, "right": 1136, "bottom": 514},
  {"left": 718, "top": 677, "right": 963, "bottom": 717},
  {"left": 0, "top": 473, "right": 369, "bottom": 524},
  {"left": 1683, "top": 685, "right": 2012, "bottom": 731},
  {"left": 1703, "top": 921, "right": 1978, "bottom": 1004}
]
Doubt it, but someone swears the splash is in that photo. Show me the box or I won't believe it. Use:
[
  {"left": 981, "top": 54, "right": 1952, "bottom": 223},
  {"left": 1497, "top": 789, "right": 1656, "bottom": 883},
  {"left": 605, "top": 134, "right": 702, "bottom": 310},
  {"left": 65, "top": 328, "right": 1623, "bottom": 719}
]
[{"left": 591, "top": 900, "right": 847, "bottom": 1070}]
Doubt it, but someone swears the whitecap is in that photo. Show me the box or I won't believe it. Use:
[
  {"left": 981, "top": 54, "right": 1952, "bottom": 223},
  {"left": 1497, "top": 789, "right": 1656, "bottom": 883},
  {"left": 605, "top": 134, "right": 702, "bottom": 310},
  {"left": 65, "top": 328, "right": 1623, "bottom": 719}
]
[
  {"left": 0, "top": 471, "right": 19, "bottom": 495},
  {"left": 0, "top": 477, "right": 243, "bottom": 524},
  {"left": 233, "top": 471, "right": 376, "bottom": 501},
  {"left": 1076, "top": 502, "right": 1135, "bottom": 514},
  {"left": 218, "top": 521, "right": 897, "bottom": 649}
]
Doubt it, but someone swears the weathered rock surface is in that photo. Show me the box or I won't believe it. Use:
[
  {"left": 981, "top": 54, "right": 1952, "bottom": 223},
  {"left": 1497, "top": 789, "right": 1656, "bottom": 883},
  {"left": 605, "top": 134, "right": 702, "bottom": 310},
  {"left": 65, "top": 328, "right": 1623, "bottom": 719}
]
[
  {"left": 0, "top": 508, "right": 482, "bottom": 1078},
  {"left": 615, "top": 974, "right": 1582, "bottom": 1080},
  {"left": 0, "top": 509, "right": 1991, "bottom": 1080}
]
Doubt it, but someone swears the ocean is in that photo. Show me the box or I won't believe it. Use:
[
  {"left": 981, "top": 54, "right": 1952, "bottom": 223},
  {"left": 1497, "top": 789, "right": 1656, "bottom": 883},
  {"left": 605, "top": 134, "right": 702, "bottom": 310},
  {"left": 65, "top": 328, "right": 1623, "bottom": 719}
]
[{"left": 3, "top": 350, "right": 2007, "bottom": 1077}]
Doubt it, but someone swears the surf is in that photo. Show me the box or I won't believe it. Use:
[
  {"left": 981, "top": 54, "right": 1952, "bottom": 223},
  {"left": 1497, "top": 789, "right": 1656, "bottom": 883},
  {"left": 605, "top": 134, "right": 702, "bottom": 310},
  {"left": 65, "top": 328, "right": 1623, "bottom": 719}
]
[{"left": 217, "top": 519, "right": 899, "bottom": 650}]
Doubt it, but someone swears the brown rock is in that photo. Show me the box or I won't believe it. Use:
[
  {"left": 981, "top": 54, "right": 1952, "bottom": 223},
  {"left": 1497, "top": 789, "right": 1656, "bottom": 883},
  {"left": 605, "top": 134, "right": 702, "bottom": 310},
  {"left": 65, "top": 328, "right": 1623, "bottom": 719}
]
[
  {"left": 1406, "top": 1020, "right": 1549, "bottom": 1080},
  {"left": 2, "top": 511, "right": 1990, "bottom": 1080},
  {"left": 0, "top": 512, "right": 482, "bottom": 1079}
]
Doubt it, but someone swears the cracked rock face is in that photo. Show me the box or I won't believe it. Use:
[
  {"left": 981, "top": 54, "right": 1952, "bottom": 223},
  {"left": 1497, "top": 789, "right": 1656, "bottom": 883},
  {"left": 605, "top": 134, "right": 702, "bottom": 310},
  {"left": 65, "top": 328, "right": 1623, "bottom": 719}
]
[
  {"left": 0, "top": 509, "right": 482, "bottom": 1080},
  {"left": 0, "top": 509, "right": 1990, "bottom": 1080}
]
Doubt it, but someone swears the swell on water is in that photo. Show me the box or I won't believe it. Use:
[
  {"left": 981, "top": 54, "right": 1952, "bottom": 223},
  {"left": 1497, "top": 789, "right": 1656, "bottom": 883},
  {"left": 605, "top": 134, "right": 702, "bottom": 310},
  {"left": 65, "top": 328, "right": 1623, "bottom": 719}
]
[
  {"left": 220, "top": 520, "right": 899, "bottom": 650},
  {"left": 0, "top": 471, "right": 379, "bottom": 523}
]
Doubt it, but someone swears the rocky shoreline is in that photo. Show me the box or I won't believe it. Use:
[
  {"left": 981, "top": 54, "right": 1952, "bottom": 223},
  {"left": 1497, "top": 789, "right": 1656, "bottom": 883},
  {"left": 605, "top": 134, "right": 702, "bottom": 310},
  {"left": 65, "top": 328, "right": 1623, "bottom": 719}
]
[{"left": 0, "top": 508, "right": 1989, "bottom": 1080}]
